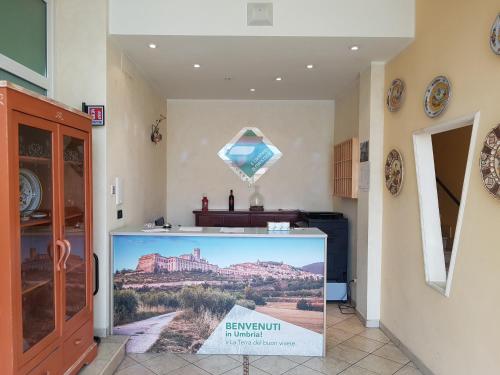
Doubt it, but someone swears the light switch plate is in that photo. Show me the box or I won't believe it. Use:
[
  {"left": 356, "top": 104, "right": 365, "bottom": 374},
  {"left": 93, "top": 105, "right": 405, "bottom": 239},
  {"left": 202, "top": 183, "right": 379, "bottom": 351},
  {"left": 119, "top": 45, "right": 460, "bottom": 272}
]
[{"left": 115, "top": 177, "right": 123, "bottom": 205}]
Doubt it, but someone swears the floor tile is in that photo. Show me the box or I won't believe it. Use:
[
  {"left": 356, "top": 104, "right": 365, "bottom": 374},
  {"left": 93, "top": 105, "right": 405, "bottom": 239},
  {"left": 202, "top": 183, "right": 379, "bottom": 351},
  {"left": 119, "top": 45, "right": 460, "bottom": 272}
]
[
  {"left": 326, "top": 336, "right": 345, "bottom": 347},
  {"left": 372, "top": 344, "right": 409, "bottom": 365},
  {"left": 252, "top": 355, "right": 298, "bottom": 374},
  {"left": 284, "top": 355, "right": 312, "bottom": 364},
  {"left": 196, "top": 355, "right": 241, "bottom": 375},
  {"left": 327, "top": 344, "right": 369, "bottom": 365},
  {"left": 407, "top": 362, "right": 417, "bottom": 368},
  {"left": 222, "top": 365, "right": 270, "bottom": 375},
  {"left": 227, "top": 355, "right": 262, "bottom": 363},
  {"left": 357, "top": 330, "right": 390, "bottom": 344},
  {"left": 394, "top": 365, "right": 423, "bottom": 375},
  {"left": 167, "top": 364, "right": 211, "bottom": 375},
  {"left": 342, "top": 336, "right": 385, "bottom": 354},
  {"left": 116, "top": 356, "right": 139, "bottom": 371},
  {"left": 329, "top": 328, "right": 356, "bottom": 343},
  {"left": 355, "top": 355, "right": 403, "bottom": 375},
  {"left": 338, "top": 366, "right": 378, "bottom": 375},
  {"left": 285, "top": 364, "right": 324, "bottom": 374},
  {"left": 176, "top": 354, "right": 212, "bottom": 363},
  {"left": 303, "top": 356, "right": 351, "bottom": 374},
  {"left": 127, "top": 352, "right": 163, "bottom": 363},
  {"left": 327, "top": 316, "right": 346, "bottom": 326},
  {"left": 332, "top": 318, "right": 365, "bottom": 335},
  {"left": 142, "top": 354, "right": 190, "bottom": 374},
  {"left": 115, "top": 363, "right": 156, "bottom": 375}
]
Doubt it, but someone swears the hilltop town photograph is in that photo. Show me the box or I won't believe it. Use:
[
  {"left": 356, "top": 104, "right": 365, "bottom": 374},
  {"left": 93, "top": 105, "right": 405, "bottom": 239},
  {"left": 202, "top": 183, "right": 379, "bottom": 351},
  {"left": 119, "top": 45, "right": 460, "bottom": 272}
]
[{"left": 112, "top": 235, "right": 325, "bottom": 354}]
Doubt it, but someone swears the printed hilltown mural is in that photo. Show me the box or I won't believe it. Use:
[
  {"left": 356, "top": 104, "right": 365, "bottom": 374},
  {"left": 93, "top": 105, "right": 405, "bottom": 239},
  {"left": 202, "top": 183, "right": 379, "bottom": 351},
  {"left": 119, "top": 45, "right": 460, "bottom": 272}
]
[{"left": 112, "top": 235, "right": 325, "bottom": 356}]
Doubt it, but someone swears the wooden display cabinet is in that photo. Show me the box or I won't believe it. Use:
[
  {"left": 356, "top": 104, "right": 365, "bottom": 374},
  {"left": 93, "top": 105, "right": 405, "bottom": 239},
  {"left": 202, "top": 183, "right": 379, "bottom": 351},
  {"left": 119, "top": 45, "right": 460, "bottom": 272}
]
[
  {"left": 333, "top": 137, "right": 359, "bottom": 199},
  {"left": 0, "top": 82, "right": 96, "bottom": 375}
]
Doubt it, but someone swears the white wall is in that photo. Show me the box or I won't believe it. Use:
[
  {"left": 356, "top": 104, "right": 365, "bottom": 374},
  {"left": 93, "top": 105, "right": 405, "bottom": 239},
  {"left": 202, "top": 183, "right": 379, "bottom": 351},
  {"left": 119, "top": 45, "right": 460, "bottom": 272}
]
[
  {"left": 356, "top": 63, "right": 384, "bottom": 326},
  {"left": 332, "top": 80, "right": 359, "bottom": 292},
  {"left": 166, "top": 100, "right": 335, "bottom": 225},
  {"left": 53, "top": 0, "right": 109, "bottom": 336},
  {"left": 109, "top": 0, "right": 414, "bottom": 38}
]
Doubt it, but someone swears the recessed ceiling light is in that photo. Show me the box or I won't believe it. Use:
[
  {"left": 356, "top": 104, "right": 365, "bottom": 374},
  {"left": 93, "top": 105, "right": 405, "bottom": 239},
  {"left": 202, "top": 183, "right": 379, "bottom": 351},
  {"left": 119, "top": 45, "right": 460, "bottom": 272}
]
[
  {"left": 148, "top": 43, "right": 157, "bottom": 49},
  {"left": 250, "top": 88, "right": 256, "bottom": 92},
  {"left": 193, "top": 64, "right": 201, "bottom": 68},
  {"left": 350, "top": 45, "right": 360, "bottom": 51},
  {"left": 306, "top": 64, "right": 314, "bottom": 69},
  {"left": 275, "top": 76, "right": 283, "bottom": 81}
]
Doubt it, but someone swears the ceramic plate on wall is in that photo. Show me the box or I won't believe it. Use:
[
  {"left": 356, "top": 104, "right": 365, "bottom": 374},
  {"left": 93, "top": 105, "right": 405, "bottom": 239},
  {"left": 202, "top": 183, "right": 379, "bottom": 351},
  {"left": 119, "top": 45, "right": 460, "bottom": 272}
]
[
  {"left": 480, "top": 124, "right": 500, "bottom": 199},
  {"left": 386, "top": 78, "right": 406, "bottom": 112},
  {"left": 490, "top": 14, "right": 500, "bottom": 55},
  {"left": 385, "top": 149, "right": 404, "bottom": 196},
  {"left": 19, "top": 168, "right": 42, "bottom": 213},
  {"left": 424, "top": 76, "right": 451, "bottom": 118}
]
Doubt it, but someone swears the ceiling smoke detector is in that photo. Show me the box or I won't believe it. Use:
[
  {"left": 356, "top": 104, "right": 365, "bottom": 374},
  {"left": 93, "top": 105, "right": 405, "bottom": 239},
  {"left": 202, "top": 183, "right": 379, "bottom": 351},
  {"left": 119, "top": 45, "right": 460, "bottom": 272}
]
[{"left": 247, "top": 3, "right": 273, "bottom": 26}]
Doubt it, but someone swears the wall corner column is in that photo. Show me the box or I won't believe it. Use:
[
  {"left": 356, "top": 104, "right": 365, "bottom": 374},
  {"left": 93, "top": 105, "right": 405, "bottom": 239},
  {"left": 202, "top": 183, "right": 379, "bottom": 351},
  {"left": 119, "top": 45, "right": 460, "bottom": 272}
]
[{"left": 356, "top": 62, "right": 385, "bottom": 326}]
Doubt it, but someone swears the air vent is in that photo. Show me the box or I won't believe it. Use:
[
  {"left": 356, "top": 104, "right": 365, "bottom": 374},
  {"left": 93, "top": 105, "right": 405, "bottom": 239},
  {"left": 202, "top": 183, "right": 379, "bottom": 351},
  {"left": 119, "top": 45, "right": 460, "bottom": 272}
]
[{"left": 247, "top": 3, "right": 273, "bottom": 26}]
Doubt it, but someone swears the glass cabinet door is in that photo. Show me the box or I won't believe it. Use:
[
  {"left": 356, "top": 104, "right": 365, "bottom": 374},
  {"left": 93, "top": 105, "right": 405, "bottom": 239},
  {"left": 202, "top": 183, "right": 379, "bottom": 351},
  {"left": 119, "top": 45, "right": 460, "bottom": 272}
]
[
  {"left": 60, "top": 128, "right": 90, "bottom": 327},
  {"left": 16, "top": 114, "right": 60, "bottom": 359}
]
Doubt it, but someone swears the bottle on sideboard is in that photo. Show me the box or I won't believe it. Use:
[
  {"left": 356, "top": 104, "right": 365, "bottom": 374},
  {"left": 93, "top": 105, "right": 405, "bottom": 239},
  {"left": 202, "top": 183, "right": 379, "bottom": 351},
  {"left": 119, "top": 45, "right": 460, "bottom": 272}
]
[
  {"left": 202, "top": 194, "right": 209, "bottom": 212},
  {"left": 229, "top": 189, "right": 235, "bottom": 211}
]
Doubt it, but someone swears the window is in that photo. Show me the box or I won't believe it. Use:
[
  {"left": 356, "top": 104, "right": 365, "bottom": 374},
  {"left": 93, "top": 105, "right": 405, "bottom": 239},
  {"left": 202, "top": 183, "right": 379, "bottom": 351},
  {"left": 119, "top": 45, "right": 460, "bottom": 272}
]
[
  {"left": 413, "top": 113, "right": 480, "bottom": 296},
  {"left": 0, "top": 0, "right": 53, "bottom": 95}
]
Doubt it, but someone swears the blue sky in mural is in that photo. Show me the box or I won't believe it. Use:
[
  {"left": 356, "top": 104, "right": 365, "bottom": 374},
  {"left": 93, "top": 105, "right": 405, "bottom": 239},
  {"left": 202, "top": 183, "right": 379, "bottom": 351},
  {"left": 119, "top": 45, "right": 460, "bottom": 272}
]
[{"left": 113, "top": 235, "right": 324, "bottom": 272}]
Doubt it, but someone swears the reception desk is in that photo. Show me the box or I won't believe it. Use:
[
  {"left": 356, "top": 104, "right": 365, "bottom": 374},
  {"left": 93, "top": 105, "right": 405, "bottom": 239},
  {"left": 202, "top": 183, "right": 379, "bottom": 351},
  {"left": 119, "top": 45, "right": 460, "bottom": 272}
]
[{"left": 110, "top": 226, "right": 327, "bottom": 356}]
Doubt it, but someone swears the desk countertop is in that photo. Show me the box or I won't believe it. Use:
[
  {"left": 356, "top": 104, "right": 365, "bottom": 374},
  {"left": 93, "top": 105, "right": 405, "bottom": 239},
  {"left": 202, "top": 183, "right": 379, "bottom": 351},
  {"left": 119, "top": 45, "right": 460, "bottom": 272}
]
[{"left": 110, "top": 225, "right": 326, "bottom": 238}]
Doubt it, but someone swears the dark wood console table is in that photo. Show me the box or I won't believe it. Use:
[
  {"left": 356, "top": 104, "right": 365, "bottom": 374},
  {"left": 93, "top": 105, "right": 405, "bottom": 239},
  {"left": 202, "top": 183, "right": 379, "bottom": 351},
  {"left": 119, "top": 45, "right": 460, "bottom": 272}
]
[{"left": 193, "top": 209, "right": 301, "bottom": 227}]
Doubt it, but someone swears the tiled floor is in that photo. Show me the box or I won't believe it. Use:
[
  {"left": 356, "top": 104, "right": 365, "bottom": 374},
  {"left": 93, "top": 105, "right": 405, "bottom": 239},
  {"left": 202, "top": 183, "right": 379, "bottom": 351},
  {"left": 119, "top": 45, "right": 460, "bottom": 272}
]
[{"left": 113, "top": 305, "right": 423, "bottom": 375}]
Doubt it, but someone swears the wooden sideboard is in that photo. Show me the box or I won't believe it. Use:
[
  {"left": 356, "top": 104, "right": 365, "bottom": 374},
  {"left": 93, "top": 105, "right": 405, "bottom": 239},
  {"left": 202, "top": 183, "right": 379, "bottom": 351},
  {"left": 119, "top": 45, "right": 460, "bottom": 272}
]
[{"left": 193, "top": 210, "right": 301, "bottom": 227}]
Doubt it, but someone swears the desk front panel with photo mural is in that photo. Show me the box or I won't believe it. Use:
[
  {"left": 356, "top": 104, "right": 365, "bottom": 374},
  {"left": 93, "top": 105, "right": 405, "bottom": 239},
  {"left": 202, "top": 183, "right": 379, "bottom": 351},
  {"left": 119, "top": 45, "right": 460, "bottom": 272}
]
[{"left": 111, "top": 227, "right": 327, "bottom": 357}]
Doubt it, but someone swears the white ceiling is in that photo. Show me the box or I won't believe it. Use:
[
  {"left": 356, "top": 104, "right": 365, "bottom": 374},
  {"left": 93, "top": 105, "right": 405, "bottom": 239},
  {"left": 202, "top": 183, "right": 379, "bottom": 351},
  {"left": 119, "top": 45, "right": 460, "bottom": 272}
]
[{"left": 111, "top": 35, "right": 413, "bottom": 100}]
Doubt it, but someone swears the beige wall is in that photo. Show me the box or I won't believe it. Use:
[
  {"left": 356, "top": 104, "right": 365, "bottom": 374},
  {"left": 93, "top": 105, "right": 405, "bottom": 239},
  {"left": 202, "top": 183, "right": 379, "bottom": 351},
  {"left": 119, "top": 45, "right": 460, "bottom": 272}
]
[
  {"left": 53, "top": 0, "right": 109, "bottom": 336},
  {"left": 106, "top": 42, "right": 167, "bottom": 231},
  {"left": 382, "top": 1, "right": 500, "bottom": 374},
  {"left": 166, "top": 100, "right": 335, "bottom": 225},
  {"left": 332, "top": 81, "right": 359, "bottom": 288},
  {"left": 54, "top": 7, "right": 167, "bottom": 334}
]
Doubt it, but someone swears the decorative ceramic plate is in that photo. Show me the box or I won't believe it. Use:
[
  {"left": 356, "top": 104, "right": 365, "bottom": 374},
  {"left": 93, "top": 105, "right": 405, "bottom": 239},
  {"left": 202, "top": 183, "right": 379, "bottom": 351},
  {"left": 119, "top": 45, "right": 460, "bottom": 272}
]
[
  {"left": 480, "top": 124, "right": 500, "bottom": 199},
  {"left": 385, "top": 149, "right": 404, "bottom": 196},
  {"left": 31, "top": 211, "right": 48, "bottom": 219},
  {"left": 386, "top": 78, "right": 406, "bottom": 112},
  {"left": 490, "top": 13, "right": 500, "bottom": 55},
  {"left": 424, "top": 76, "right": 451, "bottom": 118},
  {"left": 19, "top": 168, "right": 42, "bottom": 213}
]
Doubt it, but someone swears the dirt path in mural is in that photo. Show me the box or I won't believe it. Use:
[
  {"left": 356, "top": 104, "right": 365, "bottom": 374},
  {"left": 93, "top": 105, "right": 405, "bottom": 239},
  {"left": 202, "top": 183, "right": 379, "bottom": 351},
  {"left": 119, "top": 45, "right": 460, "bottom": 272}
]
[
  {"left": 114, "top": 311, "right": 181, "bottom": 353},
  {"left": 256, "top": 302, "right": 324, "bottom": 333}
]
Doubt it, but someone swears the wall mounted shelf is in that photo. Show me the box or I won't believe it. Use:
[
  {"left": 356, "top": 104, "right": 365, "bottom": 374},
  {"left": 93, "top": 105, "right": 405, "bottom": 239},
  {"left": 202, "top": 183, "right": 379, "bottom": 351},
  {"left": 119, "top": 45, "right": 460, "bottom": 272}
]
[{"left": 333, "top": 137, "right": 359, "bottom": 199}]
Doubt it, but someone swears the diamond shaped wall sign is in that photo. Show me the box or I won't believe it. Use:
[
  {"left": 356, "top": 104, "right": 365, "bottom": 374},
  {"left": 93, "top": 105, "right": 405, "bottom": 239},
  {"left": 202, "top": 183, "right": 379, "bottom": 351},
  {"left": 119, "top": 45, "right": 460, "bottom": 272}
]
[{"left": 218, "top": 127, "right": 282, "bottom": 184}]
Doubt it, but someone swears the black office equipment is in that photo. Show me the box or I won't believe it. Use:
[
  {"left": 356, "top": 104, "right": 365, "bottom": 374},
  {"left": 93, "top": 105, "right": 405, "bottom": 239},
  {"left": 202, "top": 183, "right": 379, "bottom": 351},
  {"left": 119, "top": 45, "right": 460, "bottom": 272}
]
[
  {"left": 297, "top": 212, "right": 348, "bottom": 301},
  {"left": 155, "top": 216, "right": 165, "bottom": 226}
]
